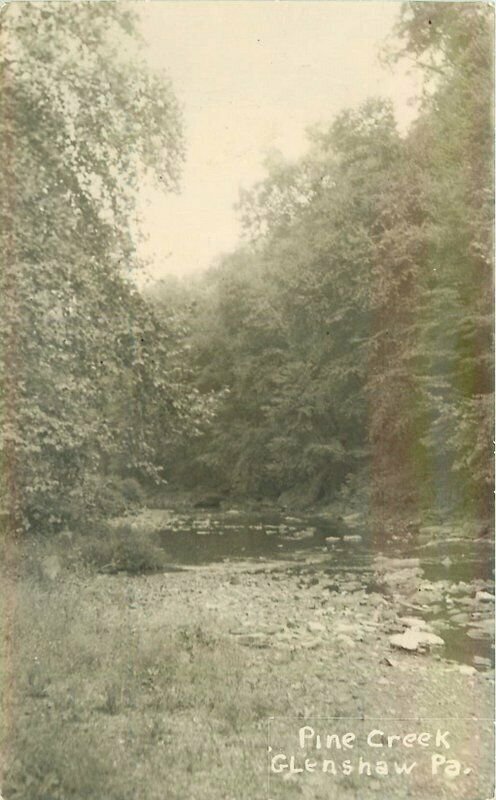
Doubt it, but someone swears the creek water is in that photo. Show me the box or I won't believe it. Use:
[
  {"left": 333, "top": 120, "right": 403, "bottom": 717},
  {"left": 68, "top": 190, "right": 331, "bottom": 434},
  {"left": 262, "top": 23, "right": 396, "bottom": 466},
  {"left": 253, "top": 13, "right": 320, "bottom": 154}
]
[{"left": 157, "top": 509, "right": 494, "bottom": 670}]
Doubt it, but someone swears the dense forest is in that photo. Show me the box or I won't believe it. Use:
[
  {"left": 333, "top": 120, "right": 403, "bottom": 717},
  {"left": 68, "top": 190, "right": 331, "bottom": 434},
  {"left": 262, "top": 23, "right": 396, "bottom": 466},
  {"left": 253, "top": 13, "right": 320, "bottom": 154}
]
[
  {"left": 150, "top": 2, "right": 494, "bottom": 527},
  {"left": 1, "top": 2, "right": 493, "bottom": 537}
]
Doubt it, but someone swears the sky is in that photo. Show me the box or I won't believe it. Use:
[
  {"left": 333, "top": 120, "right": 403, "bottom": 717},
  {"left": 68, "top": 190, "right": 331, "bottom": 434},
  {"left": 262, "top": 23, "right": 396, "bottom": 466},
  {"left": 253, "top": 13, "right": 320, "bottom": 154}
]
[{"left": 133, "top": 1, "right": 422, "bottom": 285}]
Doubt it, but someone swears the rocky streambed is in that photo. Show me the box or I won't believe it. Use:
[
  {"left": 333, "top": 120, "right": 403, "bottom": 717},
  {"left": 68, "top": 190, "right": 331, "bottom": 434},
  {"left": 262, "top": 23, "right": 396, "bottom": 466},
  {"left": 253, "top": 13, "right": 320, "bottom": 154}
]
[
  {"left": 125, "top": 507, "right": 494, "bottom": 672},
  {"left": 10, "top": 508, "right": 494, "bottom": 800}
]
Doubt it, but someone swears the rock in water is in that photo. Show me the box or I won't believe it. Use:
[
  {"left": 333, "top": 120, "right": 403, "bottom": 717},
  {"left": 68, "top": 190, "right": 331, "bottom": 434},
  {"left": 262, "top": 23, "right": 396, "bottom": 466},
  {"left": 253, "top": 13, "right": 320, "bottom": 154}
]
[{"left": 473, "top": 655, "right": 492, "bottom": 667}]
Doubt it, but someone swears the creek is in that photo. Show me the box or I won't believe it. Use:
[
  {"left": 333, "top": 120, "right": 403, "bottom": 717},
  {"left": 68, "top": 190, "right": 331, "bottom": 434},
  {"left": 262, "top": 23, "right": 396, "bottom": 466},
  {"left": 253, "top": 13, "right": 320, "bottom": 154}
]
[{"left": 156, "top": 508, "right": 494, "bottom": 670}]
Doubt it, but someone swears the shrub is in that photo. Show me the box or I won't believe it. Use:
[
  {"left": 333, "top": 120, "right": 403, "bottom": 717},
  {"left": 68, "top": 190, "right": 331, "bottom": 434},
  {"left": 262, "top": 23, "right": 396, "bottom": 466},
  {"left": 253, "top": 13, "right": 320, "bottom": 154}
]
[{"left": 78, "top": 523, "right": 169, "bottom": 574}]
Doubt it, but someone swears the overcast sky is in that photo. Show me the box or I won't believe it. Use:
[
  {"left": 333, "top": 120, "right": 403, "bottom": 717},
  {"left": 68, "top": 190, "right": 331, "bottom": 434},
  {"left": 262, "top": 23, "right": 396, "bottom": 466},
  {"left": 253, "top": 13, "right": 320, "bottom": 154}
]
[{"left": 133, "top": 1, "right": 422, "bottom": 284}]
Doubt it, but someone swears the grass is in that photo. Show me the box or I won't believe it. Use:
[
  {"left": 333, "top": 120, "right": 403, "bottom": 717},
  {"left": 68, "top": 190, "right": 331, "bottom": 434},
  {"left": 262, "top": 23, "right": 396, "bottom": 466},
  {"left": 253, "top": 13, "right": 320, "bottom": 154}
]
[{"left": 2, "top": 558, "right": 282, "bottom": 800}]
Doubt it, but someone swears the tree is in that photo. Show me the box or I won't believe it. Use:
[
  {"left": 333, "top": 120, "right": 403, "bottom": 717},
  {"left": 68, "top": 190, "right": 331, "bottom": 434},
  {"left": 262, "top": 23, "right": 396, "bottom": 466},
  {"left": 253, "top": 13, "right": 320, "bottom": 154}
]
[
  {"left": 387, "top": 2, "right": 494, "bottom": 516},
  {"left": 172, "top": 3, "right": 493, "bottom": 527},
  {"left": 0, "top": 3, "right": 185, "bottom": 530}
]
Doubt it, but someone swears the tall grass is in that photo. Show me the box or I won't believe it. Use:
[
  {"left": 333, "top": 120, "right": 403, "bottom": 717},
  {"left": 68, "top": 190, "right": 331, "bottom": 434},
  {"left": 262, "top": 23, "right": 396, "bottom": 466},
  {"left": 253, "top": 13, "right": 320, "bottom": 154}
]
[{"left": 3, "top": 567, "right": 280, "bottom": 800}]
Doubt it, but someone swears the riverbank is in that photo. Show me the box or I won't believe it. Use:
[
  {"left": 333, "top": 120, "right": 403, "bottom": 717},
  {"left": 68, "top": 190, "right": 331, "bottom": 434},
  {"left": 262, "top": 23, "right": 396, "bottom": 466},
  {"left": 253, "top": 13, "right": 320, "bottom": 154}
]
[{"left": 3, "top": 526, "right": 494, "bottom": 800}]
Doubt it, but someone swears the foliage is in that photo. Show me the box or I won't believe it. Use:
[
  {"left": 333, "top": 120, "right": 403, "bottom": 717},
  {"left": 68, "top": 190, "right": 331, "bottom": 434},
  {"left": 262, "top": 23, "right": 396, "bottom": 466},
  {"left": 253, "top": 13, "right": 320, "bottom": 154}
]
[
  {"left": 77, "top": 522, "right": 170, "bottom": 574},
  {"left": 0, "top": 3, "right": 200, "bottom": 531},
  {"left": 167, "top": 3, "right": 493, "bottom": 523}
]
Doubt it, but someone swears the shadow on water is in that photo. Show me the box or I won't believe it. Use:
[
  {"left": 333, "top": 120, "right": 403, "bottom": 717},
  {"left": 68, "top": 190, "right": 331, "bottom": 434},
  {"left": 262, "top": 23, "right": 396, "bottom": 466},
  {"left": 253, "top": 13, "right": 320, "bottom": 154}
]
[{"left": 157, "top": 508, "right": 494, "bottom": 670}]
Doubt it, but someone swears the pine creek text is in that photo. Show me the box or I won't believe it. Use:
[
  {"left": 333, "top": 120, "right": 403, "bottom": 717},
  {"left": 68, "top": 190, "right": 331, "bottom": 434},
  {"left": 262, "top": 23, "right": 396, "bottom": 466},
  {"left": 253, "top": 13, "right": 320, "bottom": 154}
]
[{"left": 269, "top": 726, "right": 473, "bottom": 778}]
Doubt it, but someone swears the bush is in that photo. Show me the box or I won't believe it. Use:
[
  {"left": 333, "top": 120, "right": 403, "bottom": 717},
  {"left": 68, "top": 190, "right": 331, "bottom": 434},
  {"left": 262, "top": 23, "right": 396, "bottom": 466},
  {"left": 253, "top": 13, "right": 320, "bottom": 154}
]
[{"left": 78, "top": 523, "right": 169, "bottom": 574}]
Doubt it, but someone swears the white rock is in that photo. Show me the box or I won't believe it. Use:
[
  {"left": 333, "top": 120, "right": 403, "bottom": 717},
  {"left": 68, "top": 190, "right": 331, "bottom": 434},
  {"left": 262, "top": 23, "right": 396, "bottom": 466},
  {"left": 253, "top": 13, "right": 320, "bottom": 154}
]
[
  {"left": 389, "top": 632, "right": 419, "bottom": 651},
  {"left": 459, "top": 665, "right": 477, "bottom": 676},
  {"left": 389, "top": 630, "right": 444, "bottom": 652},
  {"left": 476, "top": 591, "right": 494, "bottom": 603}
]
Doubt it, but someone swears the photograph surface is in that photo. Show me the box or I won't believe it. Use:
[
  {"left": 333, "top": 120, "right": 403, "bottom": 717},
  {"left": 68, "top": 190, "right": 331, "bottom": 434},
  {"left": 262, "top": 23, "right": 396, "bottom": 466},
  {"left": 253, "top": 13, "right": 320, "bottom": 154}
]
[{"left": 0, "top": 2, "right": 494, "bottom": 799}]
